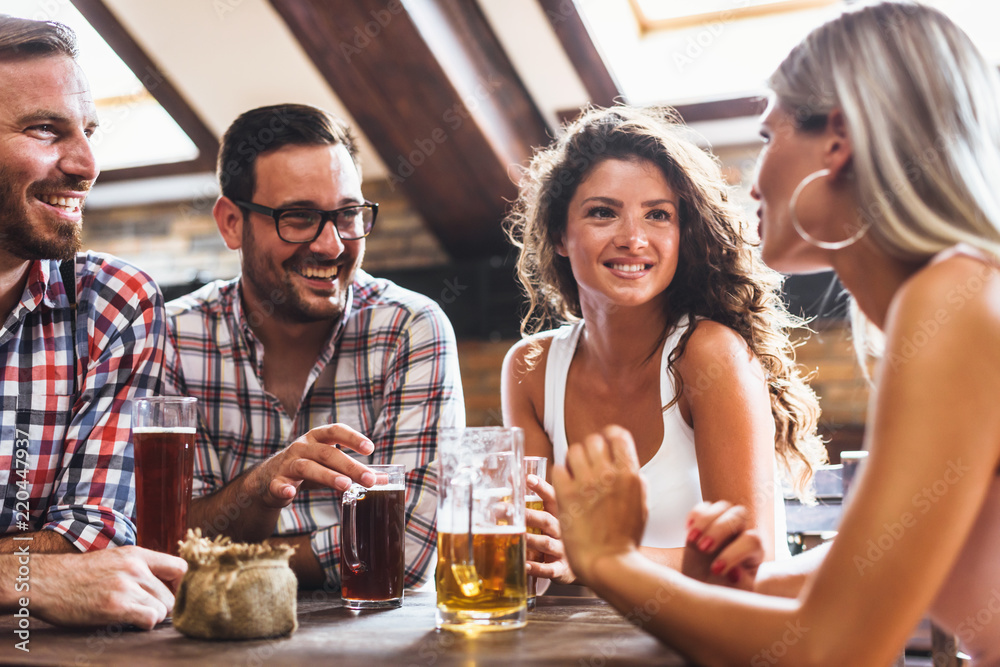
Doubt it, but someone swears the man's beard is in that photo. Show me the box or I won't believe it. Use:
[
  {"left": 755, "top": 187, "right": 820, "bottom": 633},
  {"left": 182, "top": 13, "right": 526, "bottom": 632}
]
[
  {"left": 240, "top": 218, "right": 351, "bottom": 325},
  {"left": 0, "top": 166, "right": 86, "bottom": 261}
]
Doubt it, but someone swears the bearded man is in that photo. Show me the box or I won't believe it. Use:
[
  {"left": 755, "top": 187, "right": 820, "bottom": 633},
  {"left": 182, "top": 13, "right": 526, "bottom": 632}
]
[{"left": 0, "top": 14, "right": 164, "bottom": 554}]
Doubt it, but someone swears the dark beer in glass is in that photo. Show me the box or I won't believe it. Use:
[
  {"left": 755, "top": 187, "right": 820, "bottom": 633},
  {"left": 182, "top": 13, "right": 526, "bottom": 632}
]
[
  {"left": 131, "top": 397, "right": 198, "bottom": 557},
  {"left": 341, "top": 465, "right": 406, "bottom": 609}
]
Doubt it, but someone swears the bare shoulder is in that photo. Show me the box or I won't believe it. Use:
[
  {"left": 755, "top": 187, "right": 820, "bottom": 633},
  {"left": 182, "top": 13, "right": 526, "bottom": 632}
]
[
  {"left": 502, "top": 331, "right": 558, "bottom": 386},
  {"left": 892, "top": 254, "right": 1000, "bottom": 335},
  {"left": 501, "top": 331, "right": 560, "bottom": 441},
  {"left": 676, "top": 319, "right": 758, "bottom": 375},
  {"left": 887, "top": 254, "right": 1000, "bottom": 367}
]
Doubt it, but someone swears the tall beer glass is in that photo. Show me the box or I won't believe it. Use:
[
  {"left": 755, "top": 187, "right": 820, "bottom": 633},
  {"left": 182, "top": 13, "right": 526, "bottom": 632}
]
[
  {"left": 436, "top": 427, "right": 526, "bottom": 633},
  {"left": 131, "top": 397, "right": 197, "bottom": 556},
  {"left": 341, "top": 464, "right": 406, "bottom": 609},
  {"left": 524, "top": 455, "right": 547, "bottom": 610}
]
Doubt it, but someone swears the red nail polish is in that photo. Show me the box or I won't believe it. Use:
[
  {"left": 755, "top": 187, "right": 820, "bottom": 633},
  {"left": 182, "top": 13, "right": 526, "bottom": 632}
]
[
  {"left": 728, "top": 569, "right": 741, "bottom": 584},
  {"left": 698, "top": 537, "right": 714, "bottom": 552},
  {"left": 711, "top": 560, "right": 725, "bottom": 576},
  {"left": 687, "top": 529, "right": 701, "bottom": 544}
]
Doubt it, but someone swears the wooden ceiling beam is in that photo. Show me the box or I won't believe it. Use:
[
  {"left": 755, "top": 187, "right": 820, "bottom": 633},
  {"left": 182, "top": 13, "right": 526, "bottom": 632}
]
[
  {"left": 269, "top": 0, "right": 551, "bottom": 258},
  {"left": 537, "top": 0, "right": 624, "bottom": 108},
  {"left": 557, "top": 95, "right": 768, "bottom": 126}
]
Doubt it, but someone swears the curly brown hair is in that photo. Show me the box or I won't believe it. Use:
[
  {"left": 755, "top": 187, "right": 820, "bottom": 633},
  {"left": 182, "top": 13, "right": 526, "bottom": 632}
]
[{"left": 505, "top": 105, "right": 826, "bottom": 496}]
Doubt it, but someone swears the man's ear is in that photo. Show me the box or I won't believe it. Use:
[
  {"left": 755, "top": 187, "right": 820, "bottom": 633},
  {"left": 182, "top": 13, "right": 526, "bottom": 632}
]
[
  {"left": 824, "top": 108, "right": 854, "bottom": 181},
  {"left": 214, "top": 197, "right": 244, "bottom": 250}
]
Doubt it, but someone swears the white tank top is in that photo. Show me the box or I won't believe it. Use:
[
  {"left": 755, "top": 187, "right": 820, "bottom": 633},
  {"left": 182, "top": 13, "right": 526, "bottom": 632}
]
[{"left": 543, "top": 317, "right": 788, "bottom": 552}]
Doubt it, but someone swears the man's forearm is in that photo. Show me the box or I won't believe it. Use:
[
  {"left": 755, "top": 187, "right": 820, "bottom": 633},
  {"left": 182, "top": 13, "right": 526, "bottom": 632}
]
[
  {"left": 187, "top": 469, "right": 280, "bottom": 543},
  {"left": 0, "top": 555, "right": 23, "bottom": 609},
  {"left": 269, "top": 534, "right": 326, "bottom": 589},
  {"left": 0, "top": 531, "right": 76, "bottom": 554}
]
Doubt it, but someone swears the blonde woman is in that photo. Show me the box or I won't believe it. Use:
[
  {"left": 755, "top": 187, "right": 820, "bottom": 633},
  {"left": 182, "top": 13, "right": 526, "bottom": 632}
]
[{"left": 554, "top": 3, "right": 1000, "bottom": 665}]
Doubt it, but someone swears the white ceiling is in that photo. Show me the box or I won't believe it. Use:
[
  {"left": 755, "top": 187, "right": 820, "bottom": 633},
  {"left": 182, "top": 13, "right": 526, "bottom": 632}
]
[
  {"left": 90, "top": 0, "right": 775, "bottom": 209},
  {"left": 103, "top": 0, "right": 391, "bottom": 179}
]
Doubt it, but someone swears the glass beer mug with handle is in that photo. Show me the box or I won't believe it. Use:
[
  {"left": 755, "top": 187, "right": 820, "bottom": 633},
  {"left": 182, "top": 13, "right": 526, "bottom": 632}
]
[
  {"left": 341, "top": 464, "right": 406, "bottom": 610},
  {"left": 436, "top": 427, "right": 527, "bottom": 633}
]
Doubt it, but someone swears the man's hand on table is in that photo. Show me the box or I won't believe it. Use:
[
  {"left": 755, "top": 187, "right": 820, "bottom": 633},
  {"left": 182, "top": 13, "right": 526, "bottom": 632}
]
[{"left": 30, "top": 546, "right": 187, "bottom": 630}]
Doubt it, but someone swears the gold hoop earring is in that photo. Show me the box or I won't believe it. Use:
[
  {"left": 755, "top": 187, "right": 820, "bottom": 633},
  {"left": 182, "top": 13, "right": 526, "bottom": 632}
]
[{"left": 789, "top": 168, "right": 870, "bottom": 250}]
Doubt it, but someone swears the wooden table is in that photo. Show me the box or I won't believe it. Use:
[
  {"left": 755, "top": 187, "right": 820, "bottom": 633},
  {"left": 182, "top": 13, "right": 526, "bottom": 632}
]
[{"left": 0, "top": 589, "right": 688, "bottom": 666}]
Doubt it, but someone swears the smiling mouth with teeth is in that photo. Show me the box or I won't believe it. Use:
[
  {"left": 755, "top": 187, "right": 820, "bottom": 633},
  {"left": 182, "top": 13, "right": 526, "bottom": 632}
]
[
  {"left": 607, "top": 263, "right": 652, "bottom": 272},
  {"left": 295, "top": 265, "right": 340, "bottom": 281},
  {"left": 37, "top": 194, "right": 83, "bottom": 212}
]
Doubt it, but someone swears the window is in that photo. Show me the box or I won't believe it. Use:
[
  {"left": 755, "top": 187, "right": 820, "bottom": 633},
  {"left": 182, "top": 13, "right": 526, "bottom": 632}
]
[
  {"left": 578, "top": 0, "right": 1000, "bottom": 108},
  {"left": 7, "top": 0, "right": 205, "bottom": 172},
  {"left": 630, "top": 0, "right": 841, "bottom": 32}
]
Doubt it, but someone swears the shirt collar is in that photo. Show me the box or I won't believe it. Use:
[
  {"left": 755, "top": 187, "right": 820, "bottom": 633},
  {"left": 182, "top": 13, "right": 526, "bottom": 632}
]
[
  {"left": 19, "top": 259, "right": 65, "bottom": 312},
  {"left": 0, "top": 259, "right": 66, "bottom": 347},
  {"left": 230, "top": 278, "right": 356, "bottom": 365}
]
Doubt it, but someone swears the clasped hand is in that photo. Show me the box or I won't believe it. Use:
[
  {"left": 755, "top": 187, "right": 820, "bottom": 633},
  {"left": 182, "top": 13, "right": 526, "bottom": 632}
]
[{"left": 550, "top": 425, "right": 764, "bottom": 592}]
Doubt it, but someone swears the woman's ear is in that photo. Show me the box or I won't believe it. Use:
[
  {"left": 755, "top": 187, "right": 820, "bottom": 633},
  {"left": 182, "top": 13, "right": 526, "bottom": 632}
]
[
  {"left": 825, "top": 108, "right": 854, "bottom": 180},
  {"left": 554, "top": 231, "right": 568, "bottom": 257}
]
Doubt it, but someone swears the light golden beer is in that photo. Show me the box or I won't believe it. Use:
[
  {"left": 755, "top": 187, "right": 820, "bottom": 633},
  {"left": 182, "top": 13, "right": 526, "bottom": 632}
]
[
  {"left": 525, "top": 496, "right": 544, "bottom": 609},
  {"left": 526, "top": 497, "right": 544, "bottom": 534},
  {"left": 436, "top": 529, "right": 527, "bottom": 631}
]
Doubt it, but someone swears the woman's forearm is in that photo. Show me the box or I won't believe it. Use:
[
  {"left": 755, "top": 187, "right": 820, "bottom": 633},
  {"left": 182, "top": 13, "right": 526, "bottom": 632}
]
[
  {"left": 637, "top": 545, "right": 684, "bottom": 569},
  {"left": 754, "top": 541, "right": 828, "bottom": 598},
  {"left": 588, "top": 550, "right": 806, "bottom": 667}
]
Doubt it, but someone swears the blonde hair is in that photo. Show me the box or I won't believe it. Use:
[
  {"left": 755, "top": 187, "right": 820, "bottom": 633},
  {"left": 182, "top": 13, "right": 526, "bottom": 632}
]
[
  {"left": 771, "top": 1, "right": 1000, "bottom": 262},
  {"left": 770, "top": 1, "right": 1000, "bottom": 360},
  {"left": 505, "top": 105, "right": 826, "bottom": 496}
]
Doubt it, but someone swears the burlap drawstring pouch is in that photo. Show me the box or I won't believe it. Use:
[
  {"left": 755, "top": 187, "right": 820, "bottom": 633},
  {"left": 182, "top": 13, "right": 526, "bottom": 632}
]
[{"left": 172, "top": 529, "right": 298, "bottom": 640}]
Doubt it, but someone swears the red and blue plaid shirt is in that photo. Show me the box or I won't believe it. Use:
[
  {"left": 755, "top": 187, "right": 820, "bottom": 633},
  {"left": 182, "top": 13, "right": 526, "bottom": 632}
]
[
  {"left": 163, "top": 269, "right": 464, "bottom": 587},
  {"left": 0, "top": 252, "right": 164, "bottom": 551}
]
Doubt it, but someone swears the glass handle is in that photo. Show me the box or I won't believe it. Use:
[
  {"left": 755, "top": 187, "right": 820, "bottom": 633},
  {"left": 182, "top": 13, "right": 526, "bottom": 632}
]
[{"left": 342, "top": 484, "right": 366, "bottom": 574}]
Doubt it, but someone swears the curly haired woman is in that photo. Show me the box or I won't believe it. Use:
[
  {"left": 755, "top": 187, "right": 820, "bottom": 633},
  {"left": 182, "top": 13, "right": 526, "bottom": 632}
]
[{"left": 501, "top": 106, "right": 825, "bottom": 585}]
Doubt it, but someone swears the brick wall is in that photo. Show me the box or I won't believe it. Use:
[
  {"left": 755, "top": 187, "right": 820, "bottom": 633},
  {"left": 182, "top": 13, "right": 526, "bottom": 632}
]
[
  {"left": 81, "top": 171, "right": 870, "bottom": 455},
  {"left": 81, "top": 177, "right": 448, "bottom": 289}
]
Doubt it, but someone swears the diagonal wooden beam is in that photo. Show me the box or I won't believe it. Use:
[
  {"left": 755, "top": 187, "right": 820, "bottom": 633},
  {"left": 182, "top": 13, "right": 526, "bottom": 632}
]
[
  {"left": 538, "top": 0, "right": 625, "bottom": 107},
  {"left": 269, "top": 0, "right": 551, "bottom": 258},
  {"left": 69, "top": 0, "right": 219, "bottom": 182}
]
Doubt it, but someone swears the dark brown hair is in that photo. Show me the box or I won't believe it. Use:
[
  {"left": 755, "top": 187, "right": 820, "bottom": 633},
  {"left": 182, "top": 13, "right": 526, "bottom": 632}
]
[{"left": 217, "top": 104, "right": 361, "bottom": 203}]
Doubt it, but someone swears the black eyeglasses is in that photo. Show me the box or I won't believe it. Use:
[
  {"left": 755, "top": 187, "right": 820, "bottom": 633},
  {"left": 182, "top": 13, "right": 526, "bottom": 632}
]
[{"left": 235, "top": 200, "right": 378, "bottom": 243}]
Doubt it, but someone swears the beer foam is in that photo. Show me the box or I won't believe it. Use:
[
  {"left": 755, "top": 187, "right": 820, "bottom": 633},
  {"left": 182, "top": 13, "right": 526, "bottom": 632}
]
[
  {"left": 437, "top": 506, "right": 525, "bottom": 534},
  {"left": 437, "top": 524, "right": 525, "bottom": 536},
  {"left": 133, "top": 427, "right": 197, "bottom": 434},
  {"left": 366, "top": 483, "right": 405, "bottom": 491}
]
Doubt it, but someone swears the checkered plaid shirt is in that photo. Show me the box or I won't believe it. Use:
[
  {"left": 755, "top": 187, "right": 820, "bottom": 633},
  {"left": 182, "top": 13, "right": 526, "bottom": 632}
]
[
  {"left": 164, "top": 269, "right": 464, "bottom": 587},
  {"left": 0, "top": 252, "right": 164, "bottom": 550}
]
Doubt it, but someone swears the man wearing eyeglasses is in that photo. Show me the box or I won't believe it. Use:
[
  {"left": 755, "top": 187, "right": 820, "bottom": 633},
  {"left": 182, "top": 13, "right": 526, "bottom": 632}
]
[{"left": 163, "top": 104, "right": 464, "bottom": 589}]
